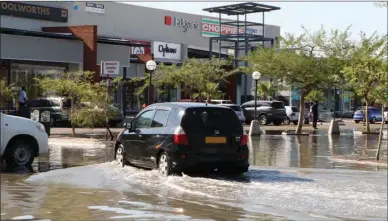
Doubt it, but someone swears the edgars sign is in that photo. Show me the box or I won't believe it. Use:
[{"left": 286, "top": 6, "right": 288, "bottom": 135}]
[
  {"left": 153, "top": 41, "right": 181, "bottom": 61},
  {"left": 0, "top": 2, "right": 68, "bottom": 22},
  {"left": 165, "top": 16, "right": 199, "bottom": 33}
]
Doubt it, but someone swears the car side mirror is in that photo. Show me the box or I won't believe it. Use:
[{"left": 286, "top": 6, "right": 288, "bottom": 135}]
[{"left": 124, "top": 122, "right": 132, "bottom": 130}]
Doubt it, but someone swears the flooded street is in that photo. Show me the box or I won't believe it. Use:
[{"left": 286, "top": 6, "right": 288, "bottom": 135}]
[{"left": 1, "top": 130, "right": 387, "bottom": 221}]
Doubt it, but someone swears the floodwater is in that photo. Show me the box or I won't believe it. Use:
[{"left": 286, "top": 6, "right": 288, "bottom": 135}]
[{"left": 1, "top": 130, "right": 387, "bottom": 221}]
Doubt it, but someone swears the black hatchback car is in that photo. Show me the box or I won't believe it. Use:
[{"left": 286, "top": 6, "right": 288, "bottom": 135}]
[
  {"left": 241, "top": 100, "right": 287, "bottom": 125},
  {"left": 114, "top": 102, "right": 249, "bottom": 176}
]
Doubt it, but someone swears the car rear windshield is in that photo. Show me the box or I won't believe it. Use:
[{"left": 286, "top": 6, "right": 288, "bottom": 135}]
[
  {"left": 291, "top": 107, "right": 299, "bottom": 112},
  {"left": 226, "top": 105, "right": 242, "bottom": 111},
  {"left": 181, "top": 107, "right": 242, "bottom": 134},
  {"left": 29, "top": 99, "right": 51, "bottom": 107},
  {"left": 271, "top": 102, "right": 285, "bottom": 109}
]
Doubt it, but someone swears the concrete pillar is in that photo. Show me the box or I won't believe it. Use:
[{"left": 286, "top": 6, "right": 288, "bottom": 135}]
[
  {"left": 328, "top": 119, "right": 340, "bottom": 135},
  {"left": 249, "top": 120, "right": 261, "bottom": 136}
]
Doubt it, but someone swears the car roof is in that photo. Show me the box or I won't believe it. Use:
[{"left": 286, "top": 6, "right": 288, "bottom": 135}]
[
  {"left": 242, "top": 100, "right": 282, "bottom": 105},
  {"left": 146, "top": 102, "right": 231, "bottom": 110},
  {"left": 218, "top": 103, "right": 239, "bottom": 106}
]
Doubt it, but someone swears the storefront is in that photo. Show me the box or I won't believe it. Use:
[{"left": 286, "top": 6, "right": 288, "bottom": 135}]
[{"left": 1, "top": 1, "right": 281, "bottom": 113}]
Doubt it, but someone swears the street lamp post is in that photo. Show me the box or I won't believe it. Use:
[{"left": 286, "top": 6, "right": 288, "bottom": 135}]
[
  {"left": 252, "top": 71, "right": 262, "bottom": 121},
  {"left": 146, "top": 60, "right": 157, "bottom": 105}
]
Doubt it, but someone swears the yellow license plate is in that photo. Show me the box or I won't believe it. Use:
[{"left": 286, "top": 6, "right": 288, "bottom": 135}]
[{"left": 205, "top": 137, "right": 227, "bottom": 144}]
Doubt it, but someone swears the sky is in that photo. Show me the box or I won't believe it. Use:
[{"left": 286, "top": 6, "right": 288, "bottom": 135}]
[{"left": 126, "top": 1, "right": 387, "bottom": 42}]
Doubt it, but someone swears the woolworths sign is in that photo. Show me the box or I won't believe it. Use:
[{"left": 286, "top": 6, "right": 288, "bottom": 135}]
[{"left": 201, "top": 18, "right": 263, "bottom": 37}]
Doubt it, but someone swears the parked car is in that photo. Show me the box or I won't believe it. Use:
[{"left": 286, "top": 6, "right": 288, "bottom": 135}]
[
  {"left": 353, "top": 107, "right": 382, "bottom": 124},
  {"left": 304, "top": 102, "right": 333, "bottom": 123},
  {"left": 217, "top": 104, "right": 246, "bottom": 124},
  {"left": 0, "top": 112, "right": 49, "bottom": 167},
  {"left": 384, "top": 106, "right": 388, "bottom": 124},
  {"left": 114, "top": 102, "right": 249, "bottom": 176},
  {"left": 284, "top": 106, "right": 299, "bottom": 125},
  {"left": 241, "top": 100, "right": 287, "bottom": 125},
  {"left": 335, "top": 107, "right": 356, "bottom": 119},
  {"left": 29, "top": 97, "right": 70, "bottom": 126}
]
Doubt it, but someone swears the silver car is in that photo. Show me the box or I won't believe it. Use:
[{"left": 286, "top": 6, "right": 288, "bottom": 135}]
[{"left": 218, "top": 104, "right": 245, "bottom": 124}]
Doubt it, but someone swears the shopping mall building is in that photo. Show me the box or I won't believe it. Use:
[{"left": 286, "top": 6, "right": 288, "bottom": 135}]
[{"left": 0, "top": 1, "right": 285, "bottom": 114}]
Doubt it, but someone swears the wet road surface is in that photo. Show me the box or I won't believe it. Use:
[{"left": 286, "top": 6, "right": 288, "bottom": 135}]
[{"left": 1, "top": 130, "right": 387, "bottom": 220}]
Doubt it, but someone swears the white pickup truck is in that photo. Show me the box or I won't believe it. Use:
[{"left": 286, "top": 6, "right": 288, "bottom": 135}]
[{"left": 0, "top": 112, "right": 49, "bottom": 167}]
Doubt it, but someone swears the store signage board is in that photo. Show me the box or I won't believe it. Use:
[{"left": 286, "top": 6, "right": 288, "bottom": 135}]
[
  {"left": 164, "top": 16, "right": 199, "bottom": 33},
  {"left": 101, "top": 61, "right": 119, "bottom": 76},
  {"left": 0, "top": 1, "right": 68, "bottom": 22},
  {"left": 153, "top": 41, "right": 181, "bottom": 61},
  {"left": 132, "top": 46, "right": 145, "bottom": 55},
  {"left": 201, "top": 18, "right": 263, "bottom": 37},
  {"left": 85, "top": 2, "right": 105, "bottom": 14}
]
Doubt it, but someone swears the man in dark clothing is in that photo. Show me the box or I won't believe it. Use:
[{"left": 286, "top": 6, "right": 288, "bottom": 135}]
[{"left": 311, "top": 101, "right": 319, "bottom": 129}]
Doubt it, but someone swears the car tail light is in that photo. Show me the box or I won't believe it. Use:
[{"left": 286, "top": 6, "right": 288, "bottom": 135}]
[
  {"left": 240, "top": 134, "right": 248, "bottom": 146},
  {"left": 173, "top": 126, "right": 189, "bottom": 145}
]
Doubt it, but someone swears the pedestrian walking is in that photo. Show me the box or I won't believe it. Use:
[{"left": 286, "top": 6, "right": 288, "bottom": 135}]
[
  {"left": 18, "top": 86, "right": 28, "bottom": 107},
  {"left": 312, "top": 101, "right": 319, "bottom": 129},
  {"left": 17, "top": 86, "right": 29, "bottom": 118}
]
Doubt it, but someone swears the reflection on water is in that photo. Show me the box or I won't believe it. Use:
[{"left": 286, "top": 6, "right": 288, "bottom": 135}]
[
  {"left": 1, "top": 130, "right": 387, "bottom": 220},
  {"left": 250, "top": 130, "right": 387, "bottom": 171}
]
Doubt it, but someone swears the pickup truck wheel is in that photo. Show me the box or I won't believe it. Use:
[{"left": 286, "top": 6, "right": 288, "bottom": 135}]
[{"left": 5, "top": 140, "right": 35, "bottom": 167}]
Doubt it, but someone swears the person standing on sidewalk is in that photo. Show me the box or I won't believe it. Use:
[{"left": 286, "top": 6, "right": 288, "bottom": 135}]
[
  {"left": 312, "top": 101, "right": 319, "bottom": 129},
  {"left": 17, "top": 86, "right": 29, "bottom": 118}
]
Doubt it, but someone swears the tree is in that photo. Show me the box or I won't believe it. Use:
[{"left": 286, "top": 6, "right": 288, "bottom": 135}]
[
  {"left": 256, "top": 79, "right": 285, "bottom": 100},
  {"left": 131, "top": 57, "right": 236, "bottom": 102},
  {"left": 193, "top": 82, "right": 224, "bottom": 100},
  {"left": 0, "top": 80, "right": 15, "bottom": 110},
  {"left": 371, "top": 69, "right": 388, "bottom": 160},
  {"left": 342, "top": 32, "right": 387, "bottom": 133},
  {"left": 305, "top": 89, "right": 326, "bottom": 103},
  {"left": 70, "top": 77, "right": 123, "bottom": 140},
  {"left": 246, "top": 27, "right": 338, "bottom": 133},
  {"left": 38, "top": 71, "right": 97, "bottom": 136}
]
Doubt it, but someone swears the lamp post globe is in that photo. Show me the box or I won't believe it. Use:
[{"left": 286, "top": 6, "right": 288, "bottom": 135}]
[
  {"left": 146, "top": 60, "right": 157, "bottom": 105},
  {"left": 146, "top": 60, "right": 157, "bottom": 71},
  {"left": 252, "top": 71, "right": 261, "bottom": 80}
]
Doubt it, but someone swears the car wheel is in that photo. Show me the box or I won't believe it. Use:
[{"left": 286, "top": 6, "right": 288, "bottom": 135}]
[
  {"left": 355, "top": 120, "right": 360, "bottom": 123},
  {"left": 5, "top": 140, "right": 35, "bottom": 167},
  {"left": 370, "top": 117, "right": 376, "bottom": 124},
  {"left": 304, "top": 119, "right": 309, "bottom": 124},
  {"left": 158, "top": 152, "right": 172, "bottom": 176},
  {"left": 284, "top": 117, "right": 290, "bottom": 125},
  {"left": 115, "top": 144, "right": 125, "bottom": 167},
  {"left": 385, "top": 121, "right": 388, "bottom": 124},
  {"left": 293, "top": 121, "right": 298, "bottom": 125},
  {"left": 258, "top": 115, "right": 268, "bottom": 125}
]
